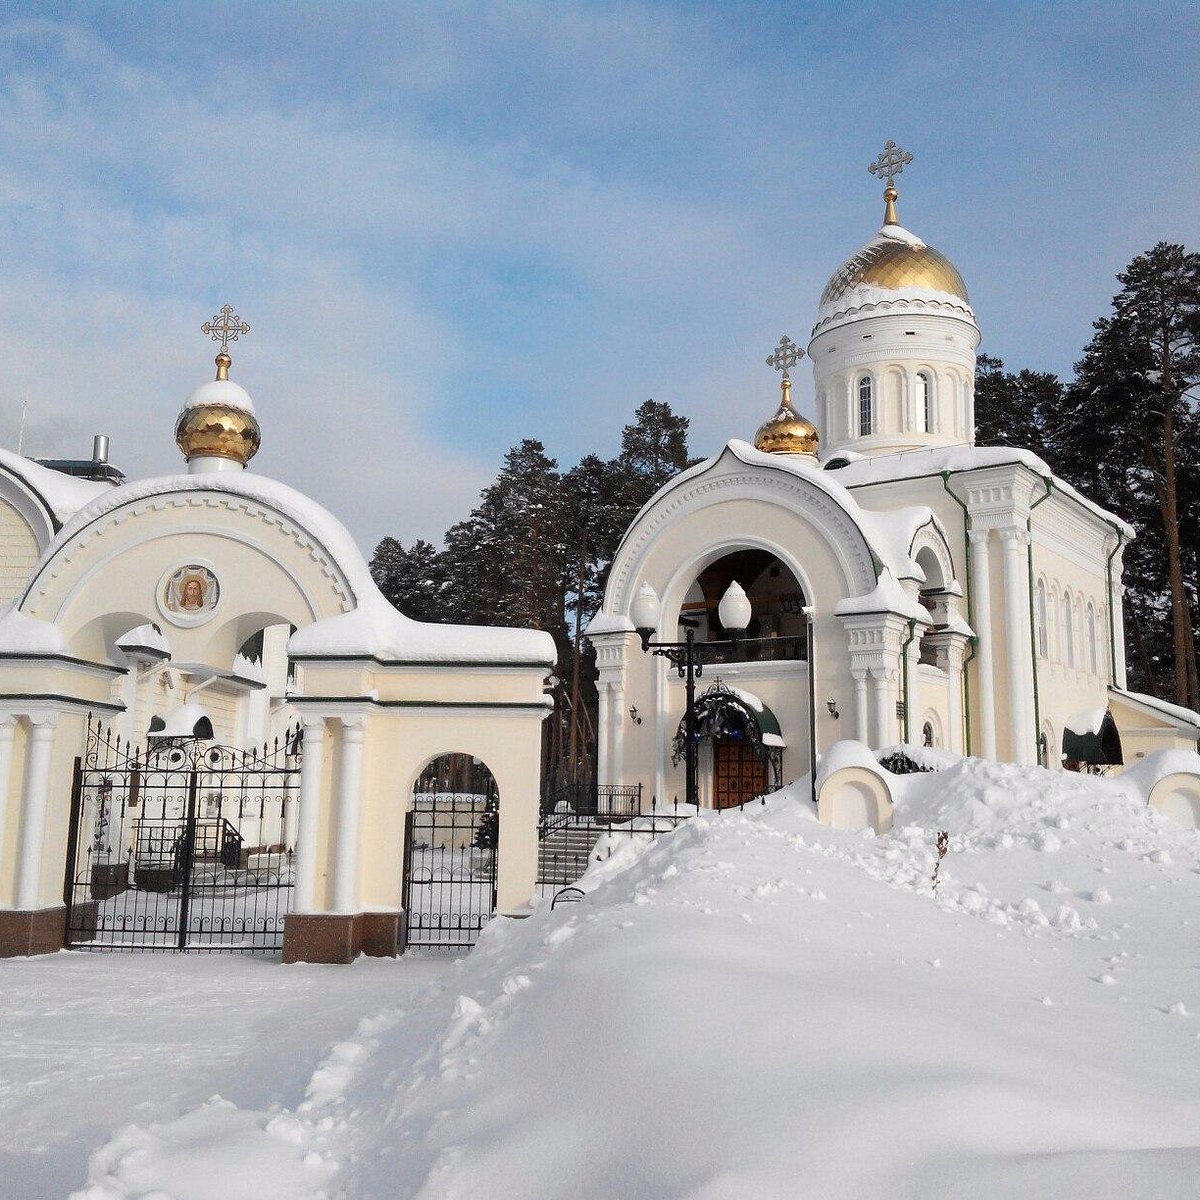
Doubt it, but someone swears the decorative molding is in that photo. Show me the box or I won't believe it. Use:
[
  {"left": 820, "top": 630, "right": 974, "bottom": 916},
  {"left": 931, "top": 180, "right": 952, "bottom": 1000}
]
[{"left": 608, "top": 456, "right": 878, "bottom": 614}]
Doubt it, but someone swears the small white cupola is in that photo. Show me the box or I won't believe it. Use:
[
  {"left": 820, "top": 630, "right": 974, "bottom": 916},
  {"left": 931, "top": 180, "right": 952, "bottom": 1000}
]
[{"left": 807, "top": 141, "right": 981, "bottom": 460}]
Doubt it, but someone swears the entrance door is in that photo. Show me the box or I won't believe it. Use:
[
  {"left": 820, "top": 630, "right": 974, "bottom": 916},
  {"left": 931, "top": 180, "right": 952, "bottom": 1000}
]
[{"left": 712, "top": 741, "right": 768, "bottom": 810}]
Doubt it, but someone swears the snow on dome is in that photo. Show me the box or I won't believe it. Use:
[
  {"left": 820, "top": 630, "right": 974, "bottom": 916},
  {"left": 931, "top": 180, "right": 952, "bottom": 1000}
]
[
  {"left": 116, "top": 623, "right": 170, "bottom": 659},
  {"left": 0, "top": 604, "right": 67, "bottom": 654},
  {"left": 820, "top": 224, "right": 968, "bottom": 308},
  {"left": 184, "top": 378, "right": 256, "bottom": 417}
]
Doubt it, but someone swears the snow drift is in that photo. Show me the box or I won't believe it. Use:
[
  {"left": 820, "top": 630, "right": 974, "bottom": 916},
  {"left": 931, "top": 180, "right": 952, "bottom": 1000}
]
[{"left": 72, "top": 753, "right": 1200, "bottom": 1200}]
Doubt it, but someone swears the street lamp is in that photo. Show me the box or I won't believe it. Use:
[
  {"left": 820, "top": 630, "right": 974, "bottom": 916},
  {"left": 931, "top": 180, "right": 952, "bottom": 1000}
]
[{"left": 632, "top": 581, "right": 751, "bottom": 810}]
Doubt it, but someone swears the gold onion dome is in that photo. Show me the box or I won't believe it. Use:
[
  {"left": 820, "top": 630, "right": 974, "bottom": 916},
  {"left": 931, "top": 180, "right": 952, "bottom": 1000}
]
[
  {"left": 175, "top": 350, "right": 261, "bottom": 466},
  {"left": 822, "top": 140, "right": 969, "bottom": 309},
  {"left": 754, "top": 373, "right": 819, "bottom": 457}
]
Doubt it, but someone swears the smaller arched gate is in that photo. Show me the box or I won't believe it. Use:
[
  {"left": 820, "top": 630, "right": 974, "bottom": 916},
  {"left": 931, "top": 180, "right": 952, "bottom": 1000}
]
[{"left": 63, "top": 718, "right": 300, "bottom": 951}]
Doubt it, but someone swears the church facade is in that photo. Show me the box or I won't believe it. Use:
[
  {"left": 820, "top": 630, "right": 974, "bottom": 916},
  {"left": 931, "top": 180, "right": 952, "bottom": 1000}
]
[{"left": 587, "top": 146, "right": 1200, "bottom": 820}]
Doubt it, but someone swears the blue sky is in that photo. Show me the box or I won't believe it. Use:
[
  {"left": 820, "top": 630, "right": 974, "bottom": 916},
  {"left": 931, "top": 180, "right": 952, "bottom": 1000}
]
[{"left": 0, "top": 1, "right": 1197, "bottom": 549}]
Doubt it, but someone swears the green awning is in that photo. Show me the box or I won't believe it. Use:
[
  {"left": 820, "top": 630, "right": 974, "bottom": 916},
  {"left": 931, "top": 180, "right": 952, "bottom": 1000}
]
[{"left": 1062, "top": 709, "right": 1123, "bottom": 766}]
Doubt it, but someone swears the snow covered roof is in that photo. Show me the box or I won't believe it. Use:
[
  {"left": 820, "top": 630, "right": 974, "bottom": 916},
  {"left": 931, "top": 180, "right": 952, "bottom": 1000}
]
[
  {"left": 0, "top": 446, "right": 116, "bottom": 526},
  {"left": 288, "top": 592, "right": 556, "bottom": 666},
  {"left": 834, "top": 568, "right": 931, "bottom": 624},
  {"left": 115, "top": 623, "right": 170, "bottom": 661},
  {"left": 30, "top": 470, "right": 555, "bottom": 669},
  {"left": 0, "top": 605, "right": 68, "bottom": 655},
  {"left": 1110, "top": 688, "right": 1200, "bottom": 731},
  {"left": 815, "top": 738, "right": 889, "bottom": 791},
  {"left": 149, "top": 702, "right": 213, "bottom": 739},
  {"left": 830, "top": 444, "right": 1135, "bottom": 538},
  {"left": 1122, "top": 748, "right": 1200, "bottom": 795}
]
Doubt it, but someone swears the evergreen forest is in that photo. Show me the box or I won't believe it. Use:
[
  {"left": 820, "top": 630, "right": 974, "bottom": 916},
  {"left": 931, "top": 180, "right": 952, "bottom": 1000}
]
[{"left": 371, "top": 243, "right": 1200, "bottom": 783}]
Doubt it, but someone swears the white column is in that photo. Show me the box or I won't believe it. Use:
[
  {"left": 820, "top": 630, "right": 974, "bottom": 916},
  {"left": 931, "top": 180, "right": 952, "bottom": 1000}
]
[
  {"left": 946, "top": 643, "right": 965, "bottom": 755},
  {"left": 293, "top": 716, "right": 327, "bottom": 912},
  {"left": 851, "top": 669, "right": 869, "bottom": 744},
  {"left": 596, "top": 682, "right": 611, "bottom": 784},
  {"left": 999, "top": 527, "right": 1035, "bottom": 765},
  {"left": 610, "top": 684, "right": 625, "bottom": 787},
  {"left": 0, "top": 717, "right": 16, "bottom": 902},
  {"left": 15, "top": 715, "right": 58, "bottom": 910},
  {"left": 968, "top": 530, "right": 997, "bottom": 759},
  {"left": 871, "top": 668, "right": 891, "bottom": 750},
  {"left": 332, "top": 716, "right": 366, "bottom": 913}
]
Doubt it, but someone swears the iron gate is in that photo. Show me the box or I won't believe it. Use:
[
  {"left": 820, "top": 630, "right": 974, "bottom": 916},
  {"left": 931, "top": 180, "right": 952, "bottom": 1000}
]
[
  {"left": 402, "top": 793, "right": 498, "bottom": 948},
  {"left": 63, "top": 718, "right": 301, "bottom": 952}
]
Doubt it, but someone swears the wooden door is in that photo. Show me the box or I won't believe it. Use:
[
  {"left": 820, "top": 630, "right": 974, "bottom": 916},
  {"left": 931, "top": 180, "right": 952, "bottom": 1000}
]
[{"left": 712, "top": 741, "right": 768, "bottom": 810}]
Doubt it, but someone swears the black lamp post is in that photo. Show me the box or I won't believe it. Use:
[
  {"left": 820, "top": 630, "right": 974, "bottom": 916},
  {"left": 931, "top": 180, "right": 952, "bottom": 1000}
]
[{"left": 631, "top": 581, "right": 751, "bottom": 810}]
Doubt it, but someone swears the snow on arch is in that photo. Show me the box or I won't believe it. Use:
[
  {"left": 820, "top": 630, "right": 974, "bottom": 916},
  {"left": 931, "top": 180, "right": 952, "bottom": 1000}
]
[{"left": 602, "top": 441, "right": 892, "bottom": 619}]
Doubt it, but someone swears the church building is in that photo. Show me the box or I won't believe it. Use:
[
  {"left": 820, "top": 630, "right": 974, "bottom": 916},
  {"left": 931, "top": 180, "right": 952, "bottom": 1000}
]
[
  {"left": 0, "top": 309, "right": 553, "bottom": 961},
  {"left": 587, "top": 142, "right": 1200, "bottom": 821}
]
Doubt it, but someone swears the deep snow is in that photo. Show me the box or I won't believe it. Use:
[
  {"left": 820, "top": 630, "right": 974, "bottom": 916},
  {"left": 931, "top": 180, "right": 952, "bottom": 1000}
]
[{"left": 5, "top": 753, "right": 1200, "bottom": 1199}]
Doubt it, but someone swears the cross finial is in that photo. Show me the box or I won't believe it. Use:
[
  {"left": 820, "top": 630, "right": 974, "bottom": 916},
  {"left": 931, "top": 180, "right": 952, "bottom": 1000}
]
[
  {"left": 765, "top": 334, "right": 804, "bottom": 381},
  {"left": 868, "top": 139, "right": 913, "bottom": 225},
  {"left": 201, "top": 304, "right": 251, "bottom": 380}
]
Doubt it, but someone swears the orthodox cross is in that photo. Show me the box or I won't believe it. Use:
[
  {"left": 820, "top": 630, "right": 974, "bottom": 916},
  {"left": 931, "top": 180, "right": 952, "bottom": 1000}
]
[
  {"left": 201, "top": 304, "right": 251, "bottom": 353},
  {"left": 765, "top": 334, "right": 804, "bottom": 380},
  {"left": 868, "top": 139, "right": 914, "bottom": 189}
]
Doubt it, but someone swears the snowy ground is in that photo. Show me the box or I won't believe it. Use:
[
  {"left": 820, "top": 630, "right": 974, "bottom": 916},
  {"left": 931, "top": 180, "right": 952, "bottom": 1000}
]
[{"left": 5, "top": 752, "right": 1200, "bottom": 1198}]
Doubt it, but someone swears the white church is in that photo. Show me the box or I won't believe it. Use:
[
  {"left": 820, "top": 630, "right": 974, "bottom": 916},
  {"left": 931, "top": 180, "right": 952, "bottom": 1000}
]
[
  {"left": 0, "top": 144, "right": 1197, "bottom": 964},
  {"left": 587, "top": 143, "right": 1200, "bottom": 820}
]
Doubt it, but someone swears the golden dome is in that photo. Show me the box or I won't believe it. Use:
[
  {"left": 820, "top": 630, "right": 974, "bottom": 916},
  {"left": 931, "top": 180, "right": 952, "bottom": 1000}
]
[
  {"left": 175, "top": 352, "right": 261, "bottom": 466},
  {"left": 754, "top": 376, "right": 819, "bottom": 457},
  {"left": 175, "top": 402, "right": 261, "bottom": 465},
  {"left": 820, "top": 229, "right": 969, "bottom": 309}
]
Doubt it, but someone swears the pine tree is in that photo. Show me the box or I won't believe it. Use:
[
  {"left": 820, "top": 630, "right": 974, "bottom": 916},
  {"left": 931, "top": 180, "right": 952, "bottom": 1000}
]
[
  {"left": 1111, "top": 243, "right": 1200, "bottom": 708},
  {"left": 617, "top": 399, "right": 697, "bottom": 513},
  {"left": 369, "top": 537, "right": 451, "bottom": 623},
  {"left": 974, "top": 354, "right": 1058, "bottom": 457}
]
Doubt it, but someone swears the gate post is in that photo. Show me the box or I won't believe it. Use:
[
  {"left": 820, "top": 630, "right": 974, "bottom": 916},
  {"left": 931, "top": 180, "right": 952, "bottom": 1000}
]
[{"left": 176, "top": 768, "right": 199, "bottom": 951}]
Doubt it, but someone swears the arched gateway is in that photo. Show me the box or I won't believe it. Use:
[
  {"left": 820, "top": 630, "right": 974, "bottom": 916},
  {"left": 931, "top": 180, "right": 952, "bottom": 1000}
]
[{"left": 0, "top": 315, "right": 554, "bottom": 962}]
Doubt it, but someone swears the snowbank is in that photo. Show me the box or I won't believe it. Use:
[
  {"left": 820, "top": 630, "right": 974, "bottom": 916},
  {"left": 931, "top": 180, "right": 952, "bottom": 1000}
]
[{"left": 70, "top": 756, "right": 1200, "bottom": 1200}]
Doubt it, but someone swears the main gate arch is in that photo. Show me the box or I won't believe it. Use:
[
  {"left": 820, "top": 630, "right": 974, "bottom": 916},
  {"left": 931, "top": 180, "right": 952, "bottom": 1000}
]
[{"left": 63, "top": 718, "right": 300, "bottom": 951}]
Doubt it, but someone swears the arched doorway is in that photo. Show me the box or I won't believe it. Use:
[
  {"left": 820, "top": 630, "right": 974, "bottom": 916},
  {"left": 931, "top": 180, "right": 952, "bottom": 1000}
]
[
  {"left": 402, "top": 752, "right": 500, "bottom": 947},
  {"left": 681, "top": 549, "right": 808, "bottom": 664},
  {"left": 678, "top": 682, "right": 783, "bottom": 809}
]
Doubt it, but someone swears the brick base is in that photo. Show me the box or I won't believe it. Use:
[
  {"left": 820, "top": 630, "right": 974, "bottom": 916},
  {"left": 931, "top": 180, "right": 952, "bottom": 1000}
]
[
  {"left": 0, "top": 906, "right": 67, "bottom": 958},
  {"left": 281, "top": 910, "right": 406, "bottom": 965}
]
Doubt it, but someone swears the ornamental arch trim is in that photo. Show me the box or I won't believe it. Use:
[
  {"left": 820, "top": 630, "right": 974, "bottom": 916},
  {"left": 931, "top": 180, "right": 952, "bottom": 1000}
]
[
  {"left": 18, "top": 491, "right": 357, "bottom": 627},
  {"left": 606, "top": 457, "right": 880, "bottom": 618}
]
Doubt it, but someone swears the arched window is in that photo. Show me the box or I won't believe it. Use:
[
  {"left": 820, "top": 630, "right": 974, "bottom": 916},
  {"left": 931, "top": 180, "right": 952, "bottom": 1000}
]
[
  {"left": 1061, "top": 591, "right": 1075, "bottom": 668},
  {"left": 1035, "top": 579, "right": 1049, "bottom": 658},
  {"left": 1086, "top": 604, "right": 1098, "bottom": 675},
  {"left": 858, "top": 376, "right": 873, "bottom": 436},
  {"left": 915, "top": 372, "right": 931, "bottom": 433}
]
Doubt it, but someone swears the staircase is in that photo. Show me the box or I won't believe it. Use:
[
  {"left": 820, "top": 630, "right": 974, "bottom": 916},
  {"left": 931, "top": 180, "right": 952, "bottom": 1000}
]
[{"left": 537, "top": 823, "right": 604, "bottom": 886}]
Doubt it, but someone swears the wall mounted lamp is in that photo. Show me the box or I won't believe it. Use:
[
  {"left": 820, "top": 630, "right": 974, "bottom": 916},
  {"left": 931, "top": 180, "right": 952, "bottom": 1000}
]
[{"left": 826, "top": 698, "right": 840, "bottom": 720}]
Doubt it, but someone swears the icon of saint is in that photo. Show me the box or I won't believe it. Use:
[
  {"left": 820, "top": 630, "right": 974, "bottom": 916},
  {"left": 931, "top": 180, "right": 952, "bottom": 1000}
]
[{"left": 180, "top": 577, "right": 206, "bottom": 610}]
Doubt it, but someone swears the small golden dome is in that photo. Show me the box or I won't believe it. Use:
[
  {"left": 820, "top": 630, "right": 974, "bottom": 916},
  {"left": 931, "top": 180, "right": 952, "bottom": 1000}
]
[
  {"left": 175, "top": 402, "right": 261, "bottom": 465},
  {"left": 754, "top": 376, "right": 819, "bottom": 457},
  {"left": 821, "top": 230, "right": 969, "bottom": 309}
]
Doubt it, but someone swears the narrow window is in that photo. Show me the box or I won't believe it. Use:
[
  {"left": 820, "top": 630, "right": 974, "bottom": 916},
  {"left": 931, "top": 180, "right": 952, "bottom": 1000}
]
[
  {"left": 858, "top": 376, "right": 873, "bottom": 436},
  {"left": 1061, "top": 592, "right": 1075, "bottom": 668},
  {"left": 915, "top": 372, "right": 931, "bottom": 433},
  {"left": 922, "top": 721, "right": 935, "bottom": 748},
  {"left": 1036, "top": 579, "right": 1049, "bottom": 658}
]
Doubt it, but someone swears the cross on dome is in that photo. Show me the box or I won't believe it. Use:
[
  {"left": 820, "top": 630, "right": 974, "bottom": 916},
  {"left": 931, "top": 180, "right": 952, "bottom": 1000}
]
[
  {"left": 201, "top": 304, "right": 251, "bottom": 381},
  {"left": 765, "top": 334, "right": 804, "bottom": 381},
  {"left": 868, "top": 139, "right": 914, "bottom": 227}
]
